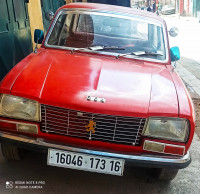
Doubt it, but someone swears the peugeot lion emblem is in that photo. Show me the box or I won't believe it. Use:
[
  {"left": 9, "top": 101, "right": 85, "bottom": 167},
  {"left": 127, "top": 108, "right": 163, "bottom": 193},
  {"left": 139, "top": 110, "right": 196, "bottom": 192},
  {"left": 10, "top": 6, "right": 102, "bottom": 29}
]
[{"left": 85, "top": 120, "right": 96, "bottom": 134}]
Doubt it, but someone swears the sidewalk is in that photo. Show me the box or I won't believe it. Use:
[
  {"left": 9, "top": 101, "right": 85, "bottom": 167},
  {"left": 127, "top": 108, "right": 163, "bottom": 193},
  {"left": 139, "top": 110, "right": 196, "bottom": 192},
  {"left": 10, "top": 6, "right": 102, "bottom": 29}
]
[
  {"left": 176, "top": 59, "right": 200, "bottom": 138},
  {"left": 162, "top": 13, "right": 199, "bottom": 23},
  {"left": 176, "top": 59, "right": 200, "bottom": 97}
]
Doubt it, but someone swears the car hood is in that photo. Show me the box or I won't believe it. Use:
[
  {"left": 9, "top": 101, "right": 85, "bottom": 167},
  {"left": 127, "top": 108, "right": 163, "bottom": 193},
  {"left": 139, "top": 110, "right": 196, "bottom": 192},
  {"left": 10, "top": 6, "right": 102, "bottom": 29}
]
[{"left": 8, "top": 49, "right": 178, "bottom": 117}]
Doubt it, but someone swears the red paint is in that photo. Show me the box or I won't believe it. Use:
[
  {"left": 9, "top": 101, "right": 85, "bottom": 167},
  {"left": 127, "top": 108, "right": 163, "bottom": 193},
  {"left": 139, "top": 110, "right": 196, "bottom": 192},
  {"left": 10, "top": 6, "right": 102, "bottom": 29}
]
[
  {"left": 180, "top": 0, "right": 184, "bottom": 15},
  {"left": 0, "top": 120, "right": 16, "bottom": 131},
  {"left": 0, "top": 3, "right": 195, "bottom": 157},
  {"left": 164, "top": 145, "right": 185, "bottom": 156},
  {"left": 156, "top": 0, "right": 158, "bottom": 10},
  {"left": 7, "top": 49, "right": 178, "bottom": 118}
]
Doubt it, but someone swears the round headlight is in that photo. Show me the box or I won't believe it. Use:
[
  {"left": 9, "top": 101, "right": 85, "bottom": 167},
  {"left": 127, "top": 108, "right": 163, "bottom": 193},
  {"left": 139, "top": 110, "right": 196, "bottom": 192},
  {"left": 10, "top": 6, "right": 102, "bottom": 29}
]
[{"left": 0, "top": 94, "right": 40, "bottom": 121}]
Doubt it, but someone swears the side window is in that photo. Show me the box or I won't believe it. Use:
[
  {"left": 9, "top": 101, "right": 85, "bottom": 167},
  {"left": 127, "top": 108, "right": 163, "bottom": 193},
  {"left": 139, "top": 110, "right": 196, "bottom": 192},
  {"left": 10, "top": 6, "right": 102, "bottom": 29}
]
[
  {"left": 48, "top": 14, "right": 75, "bottom": 46},
  {"left": 76, "top": 14, "right": 94, "bottom": 33},
  {"left": 58, "top": 14, "right": 74, "bottom": 46}
]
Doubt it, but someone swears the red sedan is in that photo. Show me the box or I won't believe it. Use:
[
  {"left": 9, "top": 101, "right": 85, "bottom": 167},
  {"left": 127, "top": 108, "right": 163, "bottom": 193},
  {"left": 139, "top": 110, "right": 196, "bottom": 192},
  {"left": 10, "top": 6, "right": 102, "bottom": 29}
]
[{"left": 0, "top": 3, "right": 195, "bottom": 180}]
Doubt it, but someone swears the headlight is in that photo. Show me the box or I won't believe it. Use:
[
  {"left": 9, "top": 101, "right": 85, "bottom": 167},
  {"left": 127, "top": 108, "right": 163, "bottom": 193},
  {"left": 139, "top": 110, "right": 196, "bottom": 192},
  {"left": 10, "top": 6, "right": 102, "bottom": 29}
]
[
  {"left": 0, "top": 94, "right": 40, "bottom": 121},
  {"left": 143, "top": 117, "right": 189, "bottom": 142}
]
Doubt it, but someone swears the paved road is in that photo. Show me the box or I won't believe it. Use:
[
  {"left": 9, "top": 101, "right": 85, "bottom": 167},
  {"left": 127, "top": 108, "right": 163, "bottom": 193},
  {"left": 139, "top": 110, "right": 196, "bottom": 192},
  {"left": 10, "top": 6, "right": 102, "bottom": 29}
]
[{"left": 0, "top": 134, "right": 200, "bottom": 194}]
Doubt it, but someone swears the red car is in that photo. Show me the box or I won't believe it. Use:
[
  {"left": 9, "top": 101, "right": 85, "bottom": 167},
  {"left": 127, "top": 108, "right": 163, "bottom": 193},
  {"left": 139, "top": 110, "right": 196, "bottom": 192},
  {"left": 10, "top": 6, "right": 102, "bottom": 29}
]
[{"left": 0, "top": 3, "right": 195, "bottom": 180}]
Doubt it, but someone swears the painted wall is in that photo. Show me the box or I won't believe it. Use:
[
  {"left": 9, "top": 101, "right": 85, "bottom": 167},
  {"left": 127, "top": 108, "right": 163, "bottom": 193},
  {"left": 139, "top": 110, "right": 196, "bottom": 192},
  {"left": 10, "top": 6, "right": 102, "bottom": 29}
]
[
  {"left": 0, "top": 0, "right": 32, "bottom": 81},
  {"left": 189, "top": 0, "right": 193, "bottom": 15},
  {"left": 180, "top": 0, "right": 184, "bottom": 14},
  {"left": 27, "top": 0, "right": 67, "bottom": 49},
  {"left": 27, "top": 0, "right": 44, "bottom": 50}
]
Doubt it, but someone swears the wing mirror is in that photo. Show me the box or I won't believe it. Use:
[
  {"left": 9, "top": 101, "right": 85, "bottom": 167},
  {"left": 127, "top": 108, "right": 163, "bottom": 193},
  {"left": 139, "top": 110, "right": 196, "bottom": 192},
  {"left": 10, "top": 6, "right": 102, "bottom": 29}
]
[
  {"left": 34, "top": 29, "right": 44, "bottom": 44},
  {"left": 170, "top": 47, "right": 180, "bottom": 62},
  {"left": 34, "top": 29, "right": 44, "bottom": 53},
  {"left": 45, "top": 11, "right": 55, "bottom": 21},
  {"left": 169, "top": 27, "right": 179, "bottom": 37}
]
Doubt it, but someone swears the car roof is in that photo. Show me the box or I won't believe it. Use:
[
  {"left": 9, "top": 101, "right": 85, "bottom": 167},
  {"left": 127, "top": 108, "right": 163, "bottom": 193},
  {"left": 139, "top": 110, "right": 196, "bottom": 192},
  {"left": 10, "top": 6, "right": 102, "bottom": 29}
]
[{"left": 60, "top": 3, "right": 165, "bottom": 23}]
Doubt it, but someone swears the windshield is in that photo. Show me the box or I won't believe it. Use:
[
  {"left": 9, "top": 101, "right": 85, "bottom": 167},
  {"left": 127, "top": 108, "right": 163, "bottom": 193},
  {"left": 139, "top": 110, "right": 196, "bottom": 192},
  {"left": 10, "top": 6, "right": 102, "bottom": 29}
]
[{"left": 47, "top": 11, "right": 166, "bottom": 61}]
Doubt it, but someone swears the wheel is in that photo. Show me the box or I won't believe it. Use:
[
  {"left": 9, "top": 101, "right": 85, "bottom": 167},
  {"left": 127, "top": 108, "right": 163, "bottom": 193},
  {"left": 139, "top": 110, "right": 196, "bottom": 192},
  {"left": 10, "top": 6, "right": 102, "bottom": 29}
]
[
  {"left": 147, "top": 168, "right": 179, "bottom": 181},
  {"left": 1, "top": 144, "right": 24, "bottom": 160}
]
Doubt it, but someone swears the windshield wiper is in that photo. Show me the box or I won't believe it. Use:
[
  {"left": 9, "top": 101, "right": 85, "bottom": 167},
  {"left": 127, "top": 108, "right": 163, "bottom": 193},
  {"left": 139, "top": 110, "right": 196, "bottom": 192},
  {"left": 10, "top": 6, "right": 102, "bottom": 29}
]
[
  {"left": 70, "top": 46, "right": 125, "bottom": 54},
  {"left": 88, "top": 46, "right": 125, "bottom": 51},
  {"left": 117, "top": 50, "right": 163, "bottom": 59}
]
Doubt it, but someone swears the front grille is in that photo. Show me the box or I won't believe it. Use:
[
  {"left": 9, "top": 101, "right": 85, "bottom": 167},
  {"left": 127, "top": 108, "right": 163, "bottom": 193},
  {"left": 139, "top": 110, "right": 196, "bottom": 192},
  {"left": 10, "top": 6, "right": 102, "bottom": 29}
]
[{"left": 41, "top": 104, "right": 146, "bottom": 146}]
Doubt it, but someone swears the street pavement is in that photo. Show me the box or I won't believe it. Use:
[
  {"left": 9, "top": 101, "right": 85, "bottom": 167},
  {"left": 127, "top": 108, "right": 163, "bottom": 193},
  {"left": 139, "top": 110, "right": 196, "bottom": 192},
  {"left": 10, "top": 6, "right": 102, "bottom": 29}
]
[
  {"left": 0, "top": 133, "right": 200, "bottom": 194},
  {"left": 0, "top": 14, "right": 200, "bottom": 194}
]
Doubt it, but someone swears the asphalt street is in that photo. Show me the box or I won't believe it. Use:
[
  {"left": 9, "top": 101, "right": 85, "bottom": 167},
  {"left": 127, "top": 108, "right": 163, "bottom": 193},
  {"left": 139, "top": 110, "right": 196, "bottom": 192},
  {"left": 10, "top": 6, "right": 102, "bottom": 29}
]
[{"left": 0, "top": 14, "right": 200, "bottom": 194}]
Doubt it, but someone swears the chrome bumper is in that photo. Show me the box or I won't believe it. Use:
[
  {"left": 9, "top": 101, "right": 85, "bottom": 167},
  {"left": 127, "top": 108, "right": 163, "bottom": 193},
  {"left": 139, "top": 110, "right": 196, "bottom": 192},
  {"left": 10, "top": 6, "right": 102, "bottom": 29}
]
[{"left": 0, "top": 132, "right": 191, "bottom": 169}]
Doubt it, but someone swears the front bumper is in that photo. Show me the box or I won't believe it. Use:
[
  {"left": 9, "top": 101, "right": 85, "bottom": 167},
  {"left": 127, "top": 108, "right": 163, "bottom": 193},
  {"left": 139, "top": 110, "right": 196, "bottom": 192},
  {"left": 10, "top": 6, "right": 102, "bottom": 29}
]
[{"left": 0, "top": 132, "right": 191, "bottom": 169}]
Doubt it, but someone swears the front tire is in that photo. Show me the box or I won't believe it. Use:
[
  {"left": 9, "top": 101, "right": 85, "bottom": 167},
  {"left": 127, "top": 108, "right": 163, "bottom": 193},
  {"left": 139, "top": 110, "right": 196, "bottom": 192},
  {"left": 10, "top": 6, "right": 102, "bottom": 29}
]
[
  {"left": 1, "top": 144, "right": 24, "bottom": 160},
  {"left": 148, "top": 168, "right": 179, "bottom": 181}
]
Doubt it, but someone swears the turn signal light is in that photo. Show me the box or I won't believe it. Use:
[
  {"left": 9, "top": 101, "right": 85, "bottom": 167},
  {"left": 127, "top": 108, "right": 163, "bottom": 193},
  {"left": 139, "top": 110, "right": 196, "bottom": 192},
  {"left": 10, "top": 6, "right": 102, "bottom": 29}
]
[
  {"left": 143, "top": 140, "right": 185, "bottom": 156},
  {"left": 143, "top": 141, "right": 164, "bottom": 153},
  {"left": 164, "top": 145, "right": 185, "bottom": 156},
  {"left": 0, "top": 119, "right": 38, "bottom": 134},
  {"left": 17, "top": 123, "right": 38, "bottom": 134}
]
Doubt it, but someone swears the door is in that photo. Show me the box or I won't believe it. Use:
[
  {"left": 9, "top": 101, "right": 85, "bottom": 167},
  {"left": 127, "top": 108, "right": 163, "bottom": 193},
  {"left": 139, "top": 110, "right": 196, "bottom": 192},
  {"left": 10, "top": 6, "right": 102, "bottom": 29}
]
[
  {"left": 0, "top": 0, "right": 14, "bottom": 80},
  {"left": 0, "top": 0, "right": 32, "bottom": 81},
  {"left": 12, "top": 0, "right": 33, "bottom": 65}
]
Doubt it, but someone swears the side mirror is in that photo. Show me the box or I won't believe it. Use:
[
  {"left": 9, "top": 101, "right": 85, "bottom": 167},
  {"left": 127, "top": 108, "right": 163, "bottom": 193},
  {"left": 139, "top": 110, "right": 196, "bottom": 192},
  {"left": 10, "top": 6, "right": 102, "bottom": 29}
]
[
  {"left": 170, "top": 47, "right": 180, "bottom": 62},
  {"left": 45, "top": 11, "right": 54, "bottom": 21},
  {"left": 34, "top": 29, "right": 44, "bottom": 44},
  {"left": 169, "top": 27, "right": 179, "bottom": 37}
]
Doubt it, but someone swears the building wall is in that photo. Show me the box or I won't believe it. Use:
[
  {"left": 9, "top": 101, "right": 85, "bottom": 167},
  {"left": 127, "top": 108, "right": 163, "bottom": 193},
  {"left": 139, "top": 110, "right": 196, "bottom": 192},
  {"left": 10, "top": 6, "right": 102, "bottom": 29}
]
[
  {"left": 0, "top": 0, "right": 33, "bottom": 81},
  {"left": 27, "top": 0, "right": 44, "bottom": 50},
  {"left": 189, "top": 0, "right": 193, "bottom": 15},
  {"left": 193, "top": 0, "right": 200, "bottom": 17},
  {"left": 27, "top": 0, "right": 67, "bottom": 49}
]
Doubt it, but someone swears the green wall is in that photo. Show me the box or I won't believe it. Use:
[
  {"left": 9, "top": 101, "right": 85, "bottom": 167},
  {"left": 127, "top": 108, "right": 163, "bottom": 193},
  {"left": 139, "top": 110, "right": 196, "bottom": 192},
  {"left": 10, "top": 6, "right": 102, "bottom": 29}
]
[{"left": 0, "top": 0, "right": 32, "bottom": 81}]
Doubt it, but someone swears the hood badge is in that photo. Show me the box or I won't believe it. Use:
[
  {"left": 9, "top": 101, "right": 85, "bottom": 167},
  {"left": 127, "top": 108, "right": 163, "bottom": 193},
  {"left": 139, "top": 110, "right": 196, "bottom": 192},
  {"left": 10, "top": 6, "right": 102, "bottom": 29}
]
[
  {"left": 85, "top": 120, "right": 96, "bottom": 134},
  {"left": 87, "top": 96, "right": 106, "bottom": 103}
]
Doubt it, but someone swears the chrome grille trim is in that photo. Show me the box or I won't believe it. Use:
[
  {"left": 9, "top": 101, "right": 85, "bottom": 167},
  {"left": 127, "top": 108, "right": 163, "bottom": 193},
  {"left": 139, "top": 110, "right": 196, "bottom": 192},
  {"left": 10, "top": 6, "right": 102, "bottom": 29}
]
[{"left": 41, "top": 104, "right": 146, "bottom": 146}]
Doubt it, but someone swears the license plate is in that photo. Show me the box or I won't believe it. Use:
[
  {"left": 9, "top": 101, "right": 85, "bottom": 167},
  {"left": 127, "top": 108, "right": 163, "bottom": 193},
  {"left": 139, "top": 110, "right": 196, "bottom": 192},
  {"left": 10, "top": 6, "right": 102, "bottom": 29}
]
[{"left": 47, "top": 149, "right": 125, "bottom": 176}]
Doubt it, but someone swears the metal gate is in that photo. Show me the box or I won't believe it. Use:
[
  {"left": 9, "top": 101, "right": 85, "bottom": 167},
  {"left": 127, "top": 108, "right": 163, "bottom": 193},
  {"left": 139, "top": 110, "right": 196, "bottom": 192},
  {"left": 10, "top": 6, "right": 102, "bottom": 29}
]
[
  {"left": 41, "top": 0, "right": 66, "bottom": 32},
  {"left": 0, "top": 0, "right": 32, "bottom": 81}
]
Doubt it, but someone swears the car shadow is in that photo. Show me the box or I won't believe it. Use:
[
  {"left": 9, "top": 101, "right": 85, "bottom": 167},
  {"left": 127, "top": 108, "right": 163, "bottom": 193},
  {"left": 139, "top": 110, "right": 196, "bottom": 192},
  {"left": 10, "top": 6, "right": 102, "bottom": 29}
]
[{"left": 0, "top": 150, "right": 173, "bottom": 194}]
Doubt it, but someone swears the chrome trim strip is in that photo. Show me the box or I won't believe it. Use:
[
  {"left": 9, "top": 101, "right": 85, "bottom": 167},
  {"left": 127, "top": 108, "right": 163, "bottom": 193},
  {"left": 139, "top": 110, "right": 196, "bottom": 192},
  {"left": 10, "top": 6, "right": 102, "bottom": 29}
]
[
  {"left": 40, "top": 104, "right": 144, "bottom": 145},
  {"left": 44, "top": 9, "right": 169, "bottom": 64},
  {"left": 0, "top": 132, "right": 190, "bottom": 165}
]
